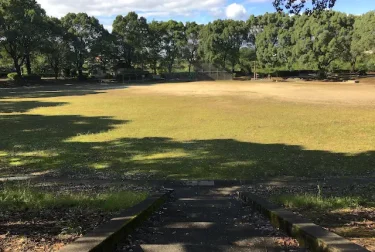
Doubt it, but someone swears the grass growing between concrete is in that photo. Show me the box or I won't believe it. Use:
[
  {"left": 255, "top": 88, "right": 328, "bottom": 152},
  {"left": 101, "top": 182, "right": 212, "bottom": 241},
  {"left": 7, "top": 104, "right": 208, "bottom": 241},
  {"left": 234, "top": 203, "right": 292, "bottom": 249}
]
[
  {"left": 0, "top": 183, "right": 148, "bottom": 211},
  {"left": 273, "top": 187, "right": 375, "bottom": 251},
  {"left": 274, "top": 194, "right": 367, "bottom": 210}
]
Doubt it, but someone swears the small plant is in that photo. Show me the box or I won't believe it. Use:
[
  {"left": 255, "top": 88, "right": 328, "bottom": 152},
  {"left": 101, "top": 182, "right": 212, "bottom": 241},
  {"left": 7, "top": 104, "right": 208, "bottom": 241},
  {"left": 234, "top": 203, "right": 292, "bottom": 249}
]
[
  {"left": 274, "top": 193, "right": 362, "bottom": 211},
  {"left": 7, "top": 72, "right": 21, "bottom": 81},
  {"left": 317, "top": 184, "right": 322, "bottom": 198}
]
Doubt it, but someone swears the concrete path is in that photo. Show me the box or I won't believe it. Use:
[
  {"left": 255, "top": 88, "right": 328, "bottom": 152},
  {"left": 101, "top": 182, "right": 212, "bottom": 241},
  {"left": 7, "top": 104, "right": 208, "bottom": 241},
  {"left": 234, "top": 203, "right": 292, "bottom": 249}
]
[{"left": 118, "top": 185, "right": 306, "bottom": 252}]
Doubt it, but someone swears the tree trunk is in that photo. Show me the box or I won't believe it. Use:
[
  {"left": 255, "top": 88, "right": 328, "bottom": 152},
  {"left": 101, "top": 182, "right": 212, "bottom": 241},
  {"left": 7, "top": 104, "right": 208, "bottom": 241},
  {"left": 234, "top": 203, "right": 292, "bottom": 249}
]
[
  {"left": 25, "top": 54, "right": 32, "bottom": 75},
  {"left": 78, "top": 68, "right": 83, "bottom": 78},
  {"left": 54, "top": 64, "right": 59, "bottom": 80},
  {"left": 13, "top": 59, "right": 22, "bottom": 76},
  {"left": 350, "top": 59, "right": 356, "bottom": 73},
  {"left": 78, "top": 53, "right": 84, "bottom": 79}
]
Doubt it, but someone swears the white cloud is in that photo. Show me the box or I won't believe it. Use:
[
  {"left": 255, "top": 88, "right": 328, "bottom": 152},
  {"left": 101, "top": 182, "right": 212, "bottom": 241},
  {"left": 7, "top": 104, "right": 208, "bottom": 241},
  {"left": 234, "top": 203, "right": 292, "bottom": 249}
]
[
  {"left": 225, "top": 3, "right": 247, "bottom": 20},
  {"left": 103, "top": 25, "right": 113, "bottom": 32},
  {"left": 36, "top": 0, "right": 226, "bottom": 18}
]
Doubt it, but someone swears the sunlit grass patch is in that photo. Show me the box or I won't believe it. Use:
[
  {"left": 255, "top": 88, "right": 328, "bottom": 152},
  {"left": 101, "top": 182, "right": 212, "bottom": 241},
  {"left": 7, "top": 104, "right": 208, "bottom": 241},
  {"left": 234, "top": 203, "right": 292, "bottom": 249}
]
[
  {"left": 0, "top": 184, "right": 148, "bottom": 211},
  {"left": 274, "top": 194, "right": 365, "bottom": 210}
]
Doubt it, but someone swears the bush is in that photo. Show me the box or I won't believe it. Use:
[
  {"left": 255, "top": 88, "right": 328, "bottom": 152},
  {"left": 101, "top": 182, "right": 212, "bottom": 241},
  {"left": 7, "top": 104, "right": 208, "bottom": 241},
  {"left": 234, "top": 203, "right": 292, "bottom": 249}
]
[
  {"left": 23, "top": 74, "right": 41, "bottom": 81},
  {"left": 7, "top": 72, "right": 21, "bottom": 81}
]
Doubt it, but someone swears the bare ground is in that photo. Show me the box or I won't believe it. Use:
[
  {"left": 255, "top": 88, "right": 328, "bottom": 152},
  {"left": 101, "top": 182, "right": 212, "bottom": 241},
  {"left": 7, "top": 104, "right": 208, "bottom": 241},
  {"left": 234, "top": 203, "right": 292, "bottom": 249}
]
[{"left": 125, "top": 80, "right": 375, "bottom": 106}]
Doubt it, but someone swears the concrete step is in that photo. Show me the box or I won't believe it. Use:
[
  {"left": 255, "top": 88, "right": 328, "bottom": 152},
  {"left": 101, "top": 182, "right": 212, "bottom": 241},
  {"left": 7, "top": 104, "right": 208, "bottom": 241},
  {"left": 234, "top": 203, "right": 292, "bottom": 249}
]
[
  {"left": 140, "top": 244, "right": 307, "bottom": 252},
  {"left": 138, "top": 226, "right": 284, "bottom": 245}
]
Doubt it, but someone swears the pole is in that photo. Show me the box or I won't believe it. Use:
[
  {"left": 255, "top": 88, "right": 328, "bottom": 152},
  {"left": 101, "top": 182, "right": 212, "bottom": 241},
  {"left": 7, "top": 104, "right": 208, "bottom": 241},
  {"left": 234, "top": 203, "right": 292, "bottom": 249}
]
[
  {"left": 253, "top": 61, "right": 256, "bottom": 80},
  {"left": 255, "top": 61, "right": 257, "bottom": 80}
]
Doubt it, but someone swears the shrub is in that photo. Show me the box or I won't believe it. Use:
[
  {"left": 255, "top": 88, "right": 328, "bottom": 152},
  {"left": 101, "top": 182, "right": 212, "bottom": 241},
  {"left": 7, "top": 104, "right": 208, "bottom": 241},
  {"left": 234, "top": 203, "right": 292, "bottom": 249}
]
[{"left": 7, "top": 72, "right": 21, "bottom": 81}]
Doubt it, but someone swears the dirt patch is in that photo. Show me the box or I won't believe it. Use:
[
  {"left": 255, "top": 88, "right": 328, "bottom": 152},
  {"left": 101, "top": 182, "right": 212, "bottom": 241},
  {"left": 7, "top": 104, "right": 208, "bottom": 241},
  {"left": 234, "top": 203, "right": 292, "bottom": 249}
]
[{"left": 123, "top": 80, "right": 375, "bottom": 106}]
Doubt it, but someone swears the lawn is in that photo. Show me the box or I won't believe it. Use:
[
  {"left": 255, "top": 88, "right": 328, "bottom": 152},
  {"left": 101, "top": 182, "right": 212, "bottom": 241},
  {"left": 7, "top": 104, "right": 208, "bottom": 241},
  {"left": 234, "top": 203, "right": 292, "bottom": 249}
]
[{"left": 0, "top": 81, "right": 375, "bottom": 180}]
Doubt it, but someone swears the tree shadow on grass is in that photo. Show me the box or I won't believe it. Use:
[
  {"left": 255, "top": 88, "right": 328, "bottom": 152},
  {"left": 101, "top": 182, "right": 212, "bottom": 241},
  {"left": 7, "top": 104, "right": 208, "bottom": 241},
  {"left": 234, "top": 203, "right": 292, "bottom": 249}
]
[
  {"left": 0, "top": 113, "right": 374, "bottom": 179},
  {"left": 0, "top": 113, "right": 374, "bottom": 247},
  {"left": 0, "top": 83, "right": 121, "bottom": 99},
  {"left": 0, "top": 101, "right": 67, "bottom": 113}
]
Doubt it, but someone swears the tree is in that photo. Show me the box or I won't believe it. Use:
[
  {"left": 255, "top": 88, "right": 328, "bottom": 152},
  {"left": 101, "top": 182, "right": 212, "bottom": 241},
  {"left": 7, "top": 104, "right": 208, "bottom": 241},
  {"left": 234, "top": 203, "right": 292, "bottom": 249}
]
[
  {"left": 0, "top": 0, "right": 46, "bottom": 76},
  {"left": 273, "top": 0, "right": 337, "bottom": 14},
  {"left": 112, "top": 12, "right": 148, "bottom": 69},
  {"left": 292, "top": 11, "right": 353, "bottom": 77},
  {"left": 159, "top": 20, "right": 186, "bottom": 74},
  {"left": 200, "top": 20, "right": 247, "bottom": 72},
  {"left": 351, "top": 11, "right": 375, "bottom": 71},
  {"left": 90, "top": 30, "right": 117, "bottom": 75},
  {"left": 61, "top": 13, "right": 105, "bottom": 79},
  {"left": 182, "top": 22, "right": 202, "bottom": 73},
  {"left": 145, "top": 21, "right": 163, "bottom": 74},
  {"left": 238, "top": 47, "right": 256, "bottom": 74},
  {"left": 42, "top": 17, "right": 71, "bottom": 79},
  {"left": 255, "top": 13, "right": 295, "bottom": 73}
]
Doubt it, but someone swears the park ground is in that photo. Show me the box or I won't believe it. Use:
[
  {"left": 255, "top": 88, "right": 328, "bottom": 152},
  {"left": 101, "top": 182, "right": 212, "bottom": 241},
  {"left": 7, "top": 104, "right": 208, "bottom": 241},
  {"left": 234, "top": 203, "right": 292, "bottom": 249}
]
[{"left": 1, "top": 79, "right": 375, "bottom": 250}]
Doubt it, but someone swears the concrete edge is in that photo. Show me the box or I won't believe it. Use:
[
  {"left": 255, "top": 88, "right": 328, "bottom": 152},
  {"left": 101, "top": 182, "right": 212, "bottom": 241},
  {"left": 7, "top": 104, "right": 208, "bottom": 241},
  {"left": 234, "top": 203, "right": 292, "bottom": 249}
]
[
  {"left": 60, "top": 189, "right": 174, "bottom": 252},
  {"left": 238, "top": 191, "right": 369, "bottom": 252}
]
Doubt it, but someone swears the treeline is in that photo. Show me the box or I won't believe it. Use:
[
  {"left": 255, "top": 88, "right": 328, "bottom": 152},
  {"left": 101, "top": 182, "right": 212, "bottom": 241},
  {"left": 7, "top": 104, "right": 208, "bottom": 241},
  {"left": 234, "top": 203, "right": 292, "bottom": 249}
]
[{"left": 0, "top": 0, "right": 374, "bottom": 80}]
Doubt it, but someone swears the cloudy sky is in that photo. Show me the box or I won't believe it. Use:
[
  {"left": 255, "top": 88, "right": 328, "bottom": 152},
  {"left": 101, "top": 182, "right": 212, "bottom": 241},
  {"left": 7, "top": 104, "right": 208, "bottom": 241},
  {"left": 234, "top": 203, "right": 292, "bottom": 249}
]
[{"left": 37, "top": 0, "right": 374, "bottom": 31}]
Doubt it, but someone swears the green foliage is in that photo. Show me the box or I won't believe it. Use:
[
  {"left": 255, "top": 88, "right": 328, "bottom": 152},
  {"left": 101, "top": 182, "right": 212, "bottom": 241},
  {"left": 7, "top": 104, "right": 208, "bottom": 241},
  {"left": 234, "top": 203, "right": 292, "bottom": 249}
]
[
  {"left": 7, "top": 72, "right": 20, "bottom": 80},
  {"left": 61, "top": 13, "right": 106, "bottom": 78},
  {"left": 274, "top": 194, "right": 366, "bottom": 211},
  {"left": 145, "top": 21, "right": 164, "bottom": 74},
  {"left": 256, "top": 13, "right": 294, "bottom": 73},
  {"left": 0, "top": 0, "right": 46, "bottom": 75},
  {"left": 292, "top": 12, "right": 354, "bottom": 76},
  {"left": 273, "top": 0, "right": 337, "bottom": 14},
  {"left": 238, "top": 47, "right": 256, "bottom": 73},
  {"left": 159, "top": 20, "right": 186, "bottom": 73},
  {"left": 351, "top": 11, "right": 375, "bottom": 71},
  {"left": 0, "top": 183, "right": 148, "bottom": 211},
  {"left": 112, "top": 12, "right": 149, "bottom": 69},
  {"left": 199, "top": 19, "right": 248, "bottom": 71},
  {"left": 0, "top": 2, "right": 373, "bottom": 79},
  {"left": 183, "top": 22, "right": 202, "bottom": 73}
]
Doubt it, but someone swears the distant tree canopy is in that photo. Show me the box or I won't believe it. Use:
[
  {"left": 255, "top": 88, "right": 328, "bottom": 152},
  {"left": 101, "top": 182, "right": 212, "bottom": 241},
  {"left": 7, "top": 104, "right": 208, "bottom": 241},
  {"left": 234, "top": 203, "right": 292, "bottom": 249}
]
[
  {"left": 0, "top": 0, "right": 374, "bottom": 80},
  {"left": 273, "top": 0, "right": 337, "bottom": 14}
]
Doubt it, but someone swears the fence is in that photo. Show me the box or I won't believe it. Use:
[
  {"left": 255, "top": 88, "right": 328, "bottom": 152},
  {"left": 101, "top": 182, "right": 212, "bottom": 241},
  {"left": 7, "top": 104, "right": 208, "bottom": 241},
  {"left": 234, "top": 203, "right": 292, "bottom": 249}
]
[{"left": 161, "top": 63, "right": 233, "bottom": 81}]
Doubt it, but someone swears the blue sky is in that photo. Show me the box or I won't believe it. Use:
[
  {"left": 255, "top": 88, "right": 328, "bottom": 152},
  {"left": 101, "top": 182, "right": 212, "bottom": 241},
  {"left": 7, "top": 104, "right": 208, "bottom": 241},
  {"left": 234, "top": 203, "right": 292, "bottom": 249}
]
[{"left": 37, "top": 0, "right": 374, "bottom": 31}]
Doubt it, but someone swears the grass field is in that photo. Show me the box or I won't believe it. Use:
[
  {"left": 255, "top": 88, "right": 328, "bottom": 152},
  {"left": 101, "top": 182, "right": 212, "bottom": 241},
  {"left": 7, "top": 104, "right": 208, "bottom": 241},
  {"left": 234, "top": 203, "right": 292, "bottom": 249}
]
[{"left": 1, "top": 81, "right": 375, "bottom": 180}]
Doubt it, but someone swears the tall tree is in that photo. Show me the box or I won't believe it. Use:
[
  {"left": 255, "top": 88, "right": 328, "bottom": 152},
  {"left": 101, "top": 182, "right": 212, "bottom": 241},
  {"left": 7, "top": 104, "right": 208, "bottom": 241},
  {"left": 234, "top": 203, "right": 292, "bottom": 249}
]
[
  {"left": 42, "top": 17, "right": 71, "bottom": 79},
  {"left": 200, "top": 20, "right": 247, "bottom": 72},
  {"left": 182, "top": 22, "right": 202, "bottom": 73},
  {"left": 0, "top": 0, "right": 46, "bottom": 76},
  {"left": 90, "top": 30, "right": 117, "bottom": 74},
  {"left": 112, "top": 12, "right": 148, "bottom": 69},
  {"left": 160, "top": 20, "right": 186, "bottom": 74},
  {"left": 351, "top": 11, "right": 375, "bottom": 71},
  {"left": 145, "top": 21, "right": 163, "bottom": 74},
  {"left": 61, "top": 13, "right": 105, "bottom": 79},
  {"left": 256, "top": 13, "right": 295, "bottom": 73},
  {"left": 292, "top": 11, "right": 353, "bottom": 77}
]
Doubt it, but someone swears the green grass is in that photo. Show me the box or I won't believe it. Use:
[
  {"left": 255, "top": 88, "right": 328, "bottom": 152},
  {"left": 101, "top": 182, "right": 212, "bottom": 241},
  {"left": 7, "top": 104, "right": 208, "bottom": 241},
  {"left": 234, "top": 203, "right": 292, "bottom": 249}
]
[
  {"left": 0, "top": 82, "right": 374, "bottom": 179},
  {"left": 0, "top": 183, "right": 148, "bottom": 211},
  {"left": 274, "top": 194, "right": 366, "bottom": 211}
]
